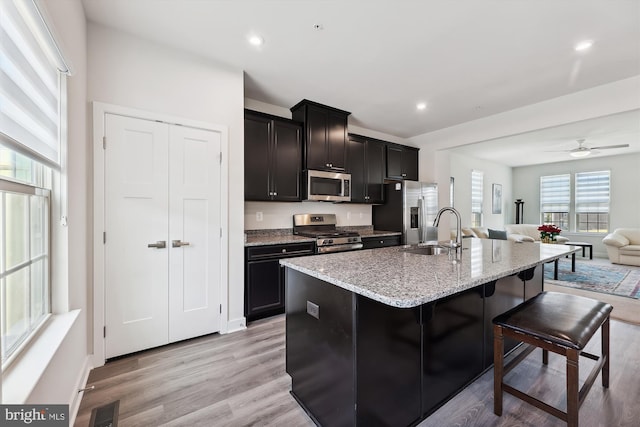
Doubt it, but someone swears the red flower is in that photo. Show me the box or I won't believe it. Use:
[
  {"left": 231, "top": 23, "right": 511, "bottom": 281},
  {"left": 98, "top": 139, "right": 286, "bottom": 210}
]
[{"left": 538, "top": 224, "right": 561, "bottom": 234}]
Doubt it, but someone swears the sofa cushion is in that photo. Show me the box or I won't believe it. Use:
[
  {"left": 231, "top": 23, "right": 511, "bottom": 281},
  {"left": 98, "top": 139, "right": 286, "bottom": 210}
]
[
  {"left": 603, "top": 233, "right": 630, "bottom": 248},
  {"left": 488, "top": 228, "right": 508, "bottom": 240},
  {"left": 613, "top": 228, "right": 640, "bottom": 245},
  {"left": 471, "top": 227, "right": 489, "bottom": 239},
  {"left": 619, "top": 245, "right": 640, "bottom": 255}
]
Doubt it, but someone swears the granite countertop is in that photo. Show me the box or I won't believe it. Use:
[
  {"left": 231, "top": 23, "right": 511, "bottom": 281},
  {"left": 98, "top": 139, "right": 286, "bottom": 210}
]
[
  {"left": 280, "top": 239, "right": 578, "bottom": 308},
  {"left": 244, "top": 227, "right": 401, "bottom": 247}
]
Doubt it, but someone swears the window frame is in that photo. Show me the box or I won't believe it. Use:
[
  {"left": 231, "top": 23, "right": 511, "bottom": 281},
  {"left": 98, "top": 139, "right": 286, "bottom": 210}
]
[
  {"left": 0, "top": 177, "right": 51, "bottom": 367},
  {"left": 539, "top": 174, "right": 570, "bottom": 230},
  {"left": 471, "top": 170, "right": 483, "bottom": 227},
  {"left": 575, "top": 170, "right": 610, "bottom": 233}
]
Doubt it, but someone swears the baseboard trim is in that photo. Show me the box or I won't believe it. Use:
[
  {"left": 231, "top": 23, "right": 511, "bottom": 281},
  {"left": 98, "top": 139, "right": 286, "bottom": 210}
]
[
  {"left": 68, "top": 355, "right": 93, "bottom": 426},
  {"left": 224, "top": 317, "right": 247, "bottom": 334}
]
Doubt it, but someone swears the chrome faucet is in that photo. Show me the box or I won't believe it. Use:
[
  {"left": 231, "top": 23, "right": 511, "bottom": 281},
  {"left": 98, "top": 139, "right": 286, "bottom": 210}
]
[{"left": 433, "top": 207, "right": 462, "bottom": 259}]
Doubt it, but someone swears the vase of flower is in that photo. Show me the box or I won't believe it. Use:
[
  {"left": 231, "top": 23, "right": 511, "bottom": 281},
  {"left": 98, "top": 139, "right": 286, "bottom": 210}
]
[{"left": 538, "top": 224, "right": 561, "bottom": 244}]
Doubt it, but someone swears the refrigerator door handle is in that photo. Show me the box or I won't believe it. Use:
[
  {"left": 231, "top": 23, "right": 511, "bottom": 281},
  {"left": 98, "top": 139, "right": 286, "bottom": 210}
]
[{"left": 417, "top": 197, "right": 424, "bottom": 243}]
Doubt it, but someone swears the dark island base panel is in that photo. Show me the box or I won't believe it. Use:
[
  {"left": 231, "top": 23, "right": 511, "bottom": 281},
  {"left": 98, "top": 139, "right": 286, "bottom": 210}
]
[{"left": 285, "top": 266, "right": 544, "bottom": 427}]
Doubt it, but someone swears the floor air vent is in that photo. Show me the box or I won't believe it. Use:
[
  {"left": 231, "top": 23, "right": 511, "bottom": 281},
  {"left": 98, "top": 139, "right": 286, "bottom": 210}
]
[{"left": 88, "top": 400, "right": 120, "bottom": 427}]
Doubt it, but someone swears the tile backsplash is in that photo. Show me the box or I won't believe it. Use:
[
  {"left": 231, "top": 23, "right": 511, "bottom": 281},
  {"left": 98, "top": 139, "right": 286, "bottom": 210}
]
[{"left": 245, "top": 201, "right": 372, "bottom": 230}]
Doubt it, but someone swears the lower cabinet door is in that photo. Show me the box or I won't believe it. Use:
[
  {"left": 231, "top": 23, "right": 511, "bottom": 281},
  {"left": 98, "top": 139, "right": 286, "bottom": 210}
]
[
  {"left": 422, "top": 286, "right": 484, "bottom": 416},
  {"left": 246, "top": 259, "right": 283, "bottom": 320}
]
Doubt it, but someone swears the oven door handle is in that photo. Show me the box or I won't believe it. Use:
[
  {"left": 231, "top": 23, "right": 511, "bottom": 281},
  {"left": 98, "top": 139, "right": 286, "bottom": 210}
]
[{"left": 317, "top": 243, "right": 363, "bottom": 254}]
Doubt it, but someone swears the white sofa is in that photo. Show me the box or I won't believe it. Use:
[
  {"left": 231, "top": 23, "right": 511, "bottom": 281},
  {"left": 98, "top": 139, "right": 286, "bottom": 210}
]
[
  {"left": 505, "top": 224, "right": 569, "bottom": 244},
  {"left": 602, "top": 228, "right": 640, "bottom": 266}
]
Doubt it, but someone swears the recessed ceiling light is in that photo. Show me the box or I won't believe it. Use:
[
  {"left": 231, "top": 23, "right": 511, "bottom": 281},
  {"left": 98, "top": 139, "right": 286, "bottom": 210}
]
[
  {"left": 574, "top": 40, "right": 593, "bottom": 52},
  {"left": 248, "top": 35, "right": 264, "bottom": 47},
  {"left": 416, "top": 102, "right": 427, "bottom": 111}
]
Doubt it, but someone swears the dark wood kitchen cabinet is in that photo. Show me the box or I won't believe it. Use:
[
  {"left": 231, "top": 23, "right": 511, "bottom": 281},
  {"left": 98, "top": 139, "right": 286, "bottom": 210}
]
[
  {"left": 387, "top": 143, "right": 419, "bottom": 181},
  {"left": 347, "top": 134, "right": 386, "bottom": 204},
  {"left": 245, "top": 242, "right": 314, "bottom": 321},
  {"left": 291, "top": 100, "right": 351, "bottom": 172},
  {"left": 244, "top": 110, "right": 302, "bottom": 201}
]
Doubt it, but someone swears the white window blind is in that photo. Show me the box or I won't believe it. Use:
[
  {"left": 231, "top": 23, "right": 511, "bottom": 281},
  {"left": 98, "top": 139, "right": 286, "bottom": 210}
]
[
  {"left": 0, "top": 0, "right": 69, "bottom": 167},
  {"left": 540, "top": 174, "right": 570, "bottom": 212},
  {"left": 471, "top": 170, "right": 483, "bottom": 213},
  {"left": 575, "top": 171, "right": 610, "bottom": 213}
]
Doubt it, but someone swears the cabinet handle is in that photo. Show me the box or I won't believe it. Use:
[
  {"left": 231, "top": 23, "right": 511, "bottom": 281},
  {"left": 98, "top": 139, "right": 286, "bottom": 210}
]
[
  {"left": 402, "top": 173, "right": 407, "bottom": 177},
  {"left": 380, "top": 240, "right": 384, "bottom": 244},
  {"left": 281, "top": 249, "right": 287, "bottom": 253},
  {"left": 147, "top": 240, "right": 166, "bottom": 249},
  {"left": 274, "top": 192, "right": 277, "bottom": 196}
]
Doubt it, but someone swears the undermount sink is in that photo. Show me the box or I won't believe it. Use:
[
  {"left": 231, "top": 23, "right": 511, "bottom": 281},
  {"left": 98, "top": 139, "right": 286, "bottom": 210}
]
[{"left": 401, "top": 245, "right": 449, "bottom": 256}]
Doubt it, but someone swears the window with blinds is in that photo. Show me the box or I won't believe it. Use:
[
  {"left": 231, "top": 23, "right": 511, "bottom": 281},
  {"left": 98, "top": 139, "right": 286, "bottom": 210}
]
[
  {"left": 575, "top": 170, "right": 610, "bottom": 232},
  {"left": 539, "top": 174, "right": 570, "bottom": 229},
  {"left": 1, "top": 0, "right": 68, "bottom": 168},
  {"left": 471, "top": 170, "right": 483, "bottom": 227},
  {"left": 1, "top": 0, "right": 67, "bottom": 366}
]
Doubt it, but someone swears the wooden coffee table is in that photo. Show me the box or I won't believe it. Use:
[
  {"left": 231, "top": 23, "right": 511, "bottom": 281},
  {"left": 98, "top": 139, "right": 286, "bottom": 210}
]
[{"left": 565, "top": 242, "right": 593, "bottom": 259}]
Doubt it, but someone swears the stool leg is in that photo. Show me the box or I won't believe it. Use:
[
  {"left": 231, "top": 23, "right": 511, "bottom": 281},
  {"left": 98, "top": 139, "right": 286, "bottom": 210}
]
[
  {"left": 494, "top": 325, "right": 504, "bottom": 416},
  {"left": 567, "top": 349, "right": 580, "bottom": 427},
  {"left": 602, "top": 316, "right": 610, "bottom": 388},
  {"left": 542, "top": 349, "right": 549, "bottom": 365}
]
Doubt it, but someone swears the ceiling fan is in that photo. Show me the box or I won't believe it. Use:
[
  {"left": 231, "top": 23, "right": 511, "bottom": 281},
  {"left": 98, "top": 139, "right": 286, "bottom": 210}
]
[{"left": 560, "top": 139, "right": 630, "bottom": 158}]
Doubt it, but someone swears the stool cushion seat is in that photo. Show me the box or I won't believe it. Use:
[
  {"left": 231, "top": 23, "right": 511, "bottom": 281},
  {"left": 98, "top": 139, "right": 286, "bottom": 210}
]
[{"left": 493, "top": 292, "right": 613, "bottom": 350}]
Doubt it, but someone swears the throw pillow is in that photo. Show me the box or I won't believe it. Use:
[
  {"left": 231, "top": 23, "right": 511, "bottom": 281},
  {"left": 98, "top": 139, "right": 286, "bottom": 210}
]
[{"left": 488, "top": 228, "right": 508, "bottom": 240}]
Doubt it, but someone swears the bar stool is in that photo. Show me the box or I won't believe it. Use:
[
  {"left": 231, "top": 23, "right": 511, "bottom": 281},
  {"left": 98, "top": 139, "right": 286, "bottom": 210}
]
[{"left": 493, "top": 291, "right": 612, "bottom": 427}]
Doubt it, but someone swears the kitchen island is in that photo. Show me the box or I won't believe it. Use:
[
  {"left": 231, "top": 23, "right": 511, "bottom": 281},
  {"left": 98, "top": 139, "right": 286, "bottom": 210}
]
[{"left": 281, "top": 238, "right": 577, "bottom": 427}]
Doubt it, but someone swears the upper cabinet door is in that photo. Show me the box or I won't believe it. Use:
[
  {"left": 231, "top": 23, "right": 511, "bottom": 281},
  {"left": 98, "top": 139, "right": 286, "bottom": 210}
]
[
  {"left": 305, "top": 105, "right": 329, "bottom": 170},
  {"left": 244, "top": 112, "right": 272, "bottom": 201},
  {"left": 386, "top": 145, "right": 419, "bottom": 181},
  {"left": 272, "top": 120, "right": 302, "bottom": 201},
  {"left": 244, "top": 110, "right": 302, "bottom": 202},
  {"left": 366, "top": 139, "right": 386, "bottom": 203},
  {"left": 327, "top": 110, "right": 348, "bottom": 171},
  {"left": 347, "top": 136, "right": 366, "bottom": 203},
  {"left": 291, "top": 100, "right": 350, "bottom": 172}
]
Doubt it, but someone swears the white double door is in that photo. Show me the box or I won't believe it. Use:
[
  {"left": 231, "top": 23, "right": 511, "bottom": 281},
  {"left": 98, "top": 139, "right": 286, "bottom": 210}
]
[{"left": 104, "top": 113, "right": 222, "bottom": 358}]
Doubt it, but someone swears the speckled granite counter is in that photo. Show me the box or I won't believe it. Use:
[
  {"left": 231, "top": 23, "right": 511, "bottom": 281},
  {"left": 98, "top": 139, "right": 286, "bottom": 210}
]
[
  {"left": 244, "top": 227, "right": 400, "bottom": 246},
  {"left": 281, "top": 238, "right": 577, "bottom": 307}
]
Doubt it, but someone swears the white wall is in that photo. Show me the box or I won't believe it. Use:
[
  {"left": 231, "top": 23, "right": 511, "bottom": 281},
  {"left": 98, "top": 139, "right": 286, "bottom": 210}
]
[
  {"left": 24, "top": 0, "right": 90, "bottom": 413},
  {"left": 243, "top": 98, "right": 410, "bottom": 230},
  {"left": 512, "top": 153, "right": 640, "bottom": 257},
  {"left": 411, "top": 76, "right": 640, "bottom": 183},
  {"left": 449, "top": 152, "right": 513, "bottom": 230},
  {"left": 87, "top": 24, "right": 246, "bottom": 329}
]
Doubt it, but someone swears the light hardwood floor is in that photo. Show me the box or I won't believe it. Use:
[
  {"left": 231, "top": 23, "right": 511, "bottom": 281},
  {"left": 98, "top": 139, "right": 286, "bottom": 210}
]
[{"left": 75, "top": 311, "right": 639, "bottom": 427}]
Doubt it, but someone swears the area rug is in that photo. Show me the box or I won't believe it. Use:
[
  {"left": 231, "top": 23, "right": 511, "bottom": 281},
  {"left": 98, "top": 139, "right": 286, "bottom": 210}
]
[{"left": 544, "top": 259, "right": 640, "bottom": 300}]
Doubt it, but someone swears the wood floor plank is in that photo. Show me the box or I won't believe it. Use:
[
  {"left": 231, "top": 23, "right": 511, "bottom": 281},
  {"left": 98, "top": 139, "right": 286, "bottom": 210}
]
[{"left": 75, "top": 314, "right": 640, "bottom": 427}]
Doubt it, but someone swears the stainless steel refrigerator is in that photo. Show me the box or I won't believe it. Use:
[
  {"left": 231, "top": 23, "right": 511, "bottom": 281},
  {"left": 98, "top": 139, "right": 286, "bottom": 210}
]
[{"left": 372, "top": 181, "right": 439, "bottom": 245}]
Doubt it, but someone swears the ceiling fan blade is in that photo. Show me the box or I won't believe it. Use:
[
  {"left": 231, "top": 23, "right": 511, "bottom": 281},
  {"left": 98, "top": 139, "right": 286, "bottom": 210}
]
[{"left": 590, "top": 144, "right": 630, "bottom": 150}]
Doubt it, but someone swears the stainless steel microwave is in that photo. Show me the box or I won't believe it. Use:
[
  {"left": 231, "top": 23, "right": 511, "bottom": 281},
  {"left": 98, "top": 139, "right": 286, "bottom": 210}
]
[{"left": 305, "top": 170, "right": 351, "bottom": 202}]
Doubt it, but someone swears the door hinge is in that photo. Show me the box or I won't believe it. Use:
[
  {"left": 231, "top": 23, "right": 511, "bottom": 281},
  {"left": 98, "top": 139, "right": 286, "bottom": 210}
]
[
  {"left": 102, "top": 136, "right": 106, "bottom": 149},
  {"left": 219, "top": 304, "right": 222, "bottom": 314},
  {"left": 220, "top": 227, "right": 222, "bottom": 238},
  {"left": 219, "top": 152, "right": 222, "bottom": 164},
  {"left": 103, "top": 232, "right": 106, "bottom": 244},
  {"left": 103, "top": 326, "right": 106, "bottom": 338}
]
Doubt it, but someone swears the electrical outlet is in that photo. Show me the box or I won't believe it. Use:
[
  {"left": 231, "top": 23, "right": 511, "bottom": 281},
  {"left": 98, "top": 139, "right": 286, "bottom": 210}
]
[{"left": 256, "top": 212, "right": 263, "bottom": 222}]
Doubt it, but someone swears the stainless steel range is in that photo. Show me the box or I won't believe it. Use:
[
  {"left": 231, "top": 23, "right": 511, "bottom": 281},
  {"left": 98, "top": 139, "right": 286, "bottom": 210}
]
[{"left": 293, "top": 214, "right": 363, "bottom": 254}]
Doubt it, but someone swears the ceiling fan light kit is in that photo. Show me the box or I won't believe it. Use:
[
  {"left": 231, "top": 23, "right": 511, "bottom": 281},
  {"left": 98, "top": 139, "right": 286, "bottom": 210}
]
[{"left": 570, "top": 150, "right": 591, "bottom": 158}]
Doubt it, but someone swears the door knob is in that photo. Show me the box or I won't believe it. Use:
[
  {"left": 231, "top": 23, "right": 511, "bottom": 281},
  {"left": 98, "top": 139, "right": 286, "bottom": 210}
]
[
  {"left": 172, "top": 240, "right": 191, "bottom": 248},
  {"left": 147, "top": 241, "right": 166, "bottom": 249}
]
